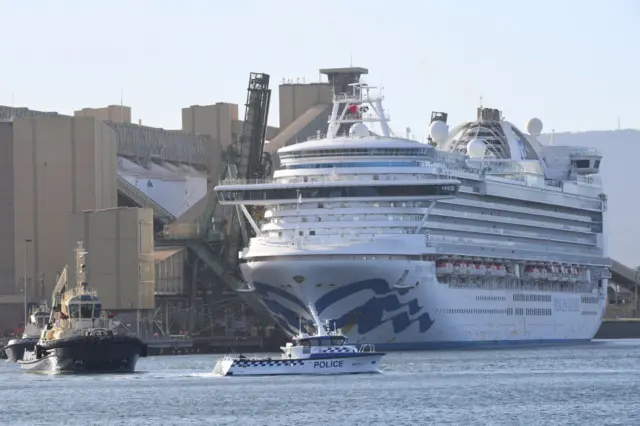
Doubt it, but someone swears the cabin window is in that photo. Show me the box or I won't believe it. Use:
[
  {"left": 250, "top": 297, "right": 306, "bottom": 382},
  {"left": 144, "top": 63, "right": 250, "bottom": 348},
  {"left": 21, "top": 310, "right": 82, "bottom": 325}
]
[
  {"left": 331, "top": 337, "right": 345, "bottom": 346},
  {"left": 594, "top": 160, "right": 600, "bottom": 169},
  {"left": 308, "top": 338, "right": 321, "bottom": 346},
  {"left": 80, "top": 303, "right": 94, "bottom": 319},
  {"left": 35, "top": 313, "right": 48, "bottom": 327},
  {"left": 299, "top": 339, "right": 310, "bottom": 347},
  {"left": 69, "top": 304, "right": 80, "bottom": 319},
  {"left": 575, "top": 160, "right": 590, "bottom": 168},
  {"left": 94, "top": 303, "right": 102, "bottom": 318}
]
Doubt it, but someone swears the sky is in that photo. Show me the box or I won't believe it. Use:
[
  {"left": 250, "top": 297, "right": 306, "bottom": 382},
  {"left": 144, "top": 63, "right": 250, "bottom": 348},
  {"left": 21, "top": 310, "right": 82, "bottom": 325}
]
[{"left": 1, "top": 0, "right": 639, "bottom": 139}]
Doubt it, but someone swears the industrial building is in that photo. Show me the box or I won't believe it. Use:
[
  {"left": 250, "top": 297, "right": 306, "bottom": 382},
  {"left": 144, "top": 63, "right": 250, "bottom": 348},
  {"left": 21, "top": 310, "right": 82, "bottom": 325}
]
[{"left": 0, "top": 67, "right": 638, "bottom": 341}]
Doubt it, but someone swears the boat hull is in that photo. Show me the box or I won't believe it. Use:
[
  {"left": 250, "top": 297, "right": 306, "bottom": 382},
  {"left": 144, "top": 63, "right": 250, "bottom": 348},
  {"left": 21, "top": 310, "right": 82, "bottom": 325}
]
[
  {"left": 213, "top": 353, "right": 384, "bottom": 376},
  {"left": 3, "top": 338, "right": 39, "bottom": 362},
  {"left": 18, "top": 335, "right": 147, "bottom": 374},
  {"left": 241, "top": 258, "right": 606, "bottom": 350}
]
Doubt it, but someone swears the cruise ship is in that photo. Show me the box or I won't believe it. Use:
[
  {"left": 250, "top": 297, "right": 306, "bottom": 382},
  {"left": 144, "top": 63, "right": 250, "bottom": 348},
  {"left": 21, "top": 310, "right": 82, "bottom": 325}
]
[{"left": 214, "top": 71, "right": 610, "bottom": 350}]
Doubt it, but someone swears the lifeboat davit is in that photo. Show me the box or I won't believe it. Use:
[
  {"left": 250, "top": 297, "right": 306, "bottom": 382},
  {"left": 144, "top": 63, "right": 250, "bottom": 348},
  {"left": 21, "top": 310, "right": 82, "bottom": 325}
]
[
  {"left": 559, "top": 266, "right": 569, "bottom": 282},
  {"left": 549, "top": 265, "right": 559, "bottom": 281}
]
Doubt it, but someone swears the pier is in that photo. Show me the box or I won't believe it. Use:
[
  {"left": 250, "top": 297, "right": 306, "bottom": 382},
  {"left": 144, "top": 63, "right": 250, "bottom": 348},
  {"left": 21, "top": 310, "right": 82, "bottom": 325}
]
[{"left": 144, "top": 334, "right": 285, "bottom": 356}]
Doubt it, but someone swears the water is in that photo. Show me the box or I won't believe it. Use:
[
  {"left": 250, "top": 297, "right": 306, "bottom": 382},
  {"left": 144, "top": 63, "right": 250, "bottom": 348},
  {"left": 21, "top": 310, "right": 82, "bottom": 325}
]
[{"left": 2, "top": 340, "right": 640, "bottom": 426}]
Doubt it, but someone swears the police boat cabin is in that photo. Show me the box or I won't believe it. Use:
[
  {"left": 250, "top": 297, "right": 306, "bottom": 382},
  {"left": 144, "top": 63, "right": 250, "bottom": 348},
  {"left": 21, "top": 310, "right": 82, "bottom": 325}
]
[{"left": 212, "top": 320, "right": 386, "bottom": 376}]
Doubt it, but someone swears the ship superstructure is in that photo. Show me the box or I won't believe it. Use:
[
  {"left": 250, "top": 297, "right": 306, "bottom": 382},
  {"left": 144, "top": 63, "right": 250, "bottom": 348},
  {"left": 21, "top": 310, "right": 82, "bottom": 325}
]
[{"left": 214, "top": 68, "right": 609, "bottom": 350}]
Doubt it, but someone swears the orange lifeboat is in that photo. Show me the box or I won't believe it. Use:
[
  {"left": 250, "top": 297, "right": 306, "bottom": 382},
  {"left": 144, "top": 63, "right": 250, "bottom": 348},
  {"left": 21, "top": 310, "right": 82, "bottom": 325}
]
[
  {"left": 496, "top": 264, "right": 507, "bottom": 277},
  {"left": 539, "top": 265, "right": 549, "bottom": 280},
  {"left": 436, "top": 260, "right": 453, "bottom": 275},
  {"left": 487, "top": 264, "right": 498, "bottom": 276},
  {"left": 569, "top": 266, "right": 579, "bottom": 282},
  {"left": 531, "top": 266, "right": 541, "bottom": 280},
  {"left": 524, "top": 265, "right": 534, "bottom": 279}
]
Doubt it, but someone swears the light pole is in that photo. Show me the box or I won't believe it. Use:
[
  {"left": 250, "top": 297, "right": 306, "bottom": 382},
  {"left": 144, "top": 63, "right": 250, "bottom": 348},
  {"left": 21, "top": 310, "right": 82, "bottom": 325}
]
[{"left": 23, "top": 238, "right": 32, "bottom": 329}]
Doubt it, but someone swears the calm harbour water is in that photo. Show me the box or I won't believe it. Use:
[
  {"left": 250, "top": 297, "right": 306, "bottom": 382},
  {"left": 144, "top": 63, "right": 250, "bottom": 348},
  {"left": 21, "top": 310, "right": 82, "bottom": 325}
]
[{"left": 2, "top": 339, "right": 640, "bottom": 426}]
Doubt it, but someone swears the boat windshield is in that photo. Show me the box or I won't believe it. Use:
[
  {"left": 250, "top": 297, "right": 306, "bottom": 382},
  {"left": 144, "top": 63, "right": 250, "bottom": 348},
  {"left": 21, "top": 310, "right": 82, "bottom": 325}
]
[
  {"left": 80, "top": 303, "right": 93, "bottom": 319},
  {"left": 68, "top": 302, "right": 102, "bottom": 319},
  {"left": 297, "top": 336, "right": 346, "bottom": 347},
  {"left": 80, "top": 302, "right": 102, "bottom": 319},
  {"left": 69, "top": 304, "right": 80, "bottom": 318},
  {"left": 34, "top": 313, "right": 49, "bottom": 327}
]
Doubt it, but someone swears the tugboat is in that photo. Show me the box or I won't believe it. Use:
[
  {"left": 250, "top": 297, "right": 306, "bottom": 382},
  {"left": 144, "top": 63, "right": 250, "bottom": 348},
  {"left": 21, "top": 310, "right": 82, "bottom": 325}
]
[
  {"left": 19, "top": 241, "right": 147, "bottom": 373},
  {"left": 3, "top": 303, "right": 50, "bottom": 362},
  {"left": 212, "top": 306, "right": 385, "bottom": 376}
]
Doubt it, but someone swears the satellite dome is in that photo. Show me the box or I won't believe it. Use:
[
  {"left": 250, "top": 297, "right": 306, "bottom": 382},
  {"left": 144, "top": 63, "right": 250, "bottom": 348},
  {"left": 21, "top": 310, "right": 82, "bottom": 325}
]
[
  {"left": 526, "top": 118, "right": 543, "bottom": 136},
  {"left": 429, "top": 121, "right": 449, "bottom": 144},
  {"left": 349, "top": 123, "right": 370, "bottom": 137},
  {"left": 466, "top": 139, "right": 487, "bottom": 158}
]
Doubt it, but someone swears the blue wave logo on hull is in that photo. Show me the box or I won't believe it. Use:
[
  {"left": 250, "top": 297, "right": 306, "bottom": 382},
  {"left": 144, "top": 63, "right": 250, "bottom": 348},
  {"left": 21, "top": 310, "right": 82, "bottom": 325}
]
[
  {"left": 253, "top": 279, "right": 434, "bottom": 338},
  {"left": 253, "top": 283, "right": 311, "bottom": 335},
  {"left": 316, "top": 279, "right": 434, "bottom": 335}
]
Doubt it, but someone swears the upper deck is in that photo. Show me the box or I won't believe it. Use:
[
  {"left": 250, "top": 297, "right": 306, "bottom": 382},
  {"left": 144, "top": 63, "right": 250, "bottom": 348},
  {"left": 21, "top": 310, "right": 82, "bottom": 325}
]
[{"left": 214, "top": 78, "right": 606, "bottom": 209}]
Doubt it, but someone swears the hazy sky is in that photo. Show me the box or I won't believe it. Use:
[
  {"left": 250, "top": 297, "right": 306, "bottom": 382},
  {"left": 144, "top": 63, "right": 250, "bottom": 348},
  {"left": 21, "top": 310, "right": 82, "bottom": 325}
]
[{"left": 2, "top": 0, "right": 638, "bottom": 138}]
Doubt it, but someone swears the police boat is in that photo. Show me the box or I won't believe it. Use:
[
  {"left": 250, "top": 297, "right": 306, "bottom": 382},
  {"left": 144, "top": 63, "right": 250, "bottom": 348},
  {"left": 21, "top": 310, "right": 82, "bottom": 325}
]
[{"left": 212, "top": 307, "right": 385, "bottom": 377}]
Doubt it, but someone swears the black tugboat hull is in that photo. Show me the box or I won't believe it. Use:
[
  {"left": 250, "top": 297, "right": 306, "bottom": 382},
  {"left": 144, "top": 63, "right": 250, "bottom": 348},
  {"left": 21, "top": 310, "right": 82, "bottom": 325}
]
[
  {"left": 3, "top": 338, "right": 39, "bottom": 362},
  {"left": 19, "top": 335, "right": 147, "bottom": 374}
]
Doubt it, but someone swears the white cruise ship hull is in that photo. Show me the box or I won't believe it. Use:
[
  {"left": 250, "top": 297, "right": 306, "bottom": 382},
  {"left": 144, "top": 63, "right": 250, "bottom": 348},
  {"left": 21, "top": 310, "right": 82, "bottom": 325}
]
[{"left": 241, "top": 257, "right": 606, "bottom": 350}]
